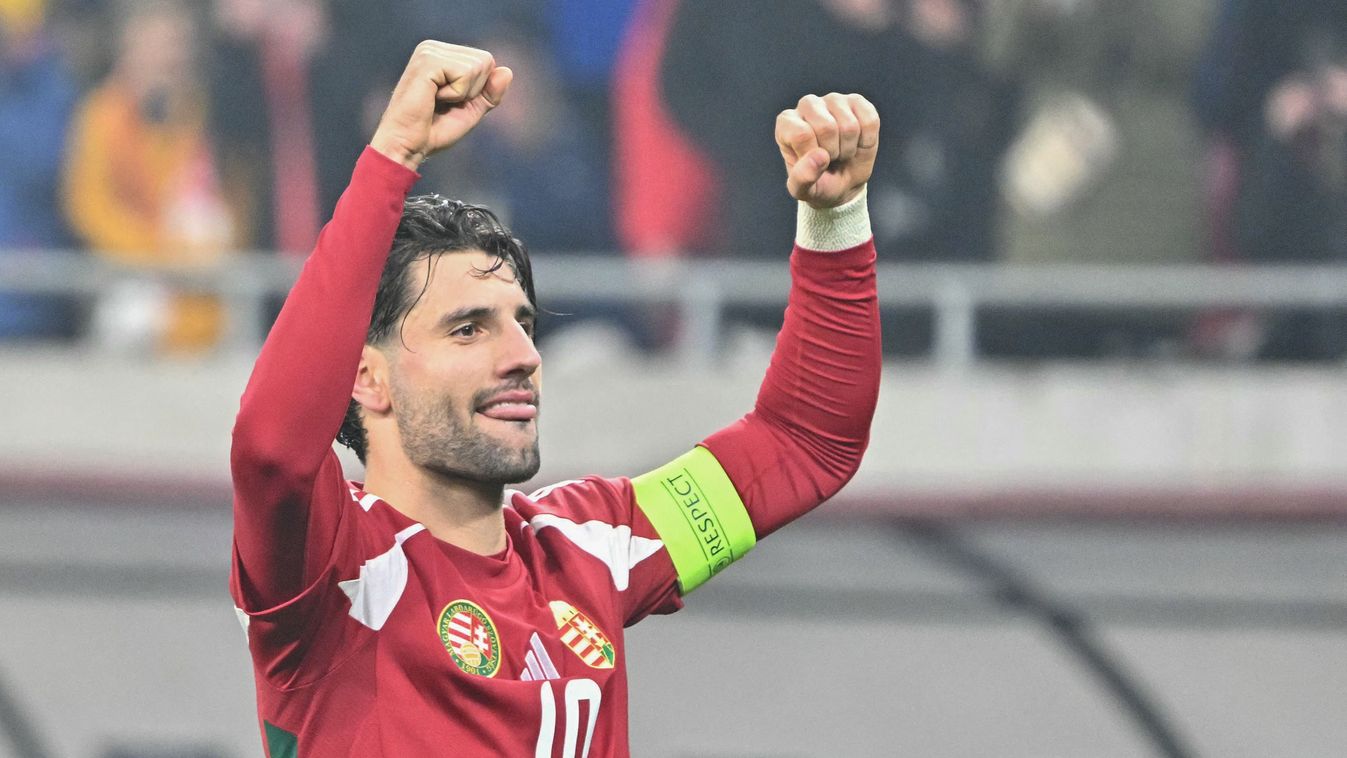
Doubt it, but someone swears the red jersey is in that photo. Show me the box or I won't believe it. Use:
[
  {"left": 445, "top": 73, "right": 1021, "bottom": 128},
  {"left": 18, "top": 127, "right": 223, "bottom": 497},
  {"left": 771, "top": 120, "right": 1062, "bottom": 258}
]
[
  {"left": 230, "top": 147, "right": 880, "bottom": 757},
  {"left": 236, "top": 472, "right": 678, "bottom": 756}
]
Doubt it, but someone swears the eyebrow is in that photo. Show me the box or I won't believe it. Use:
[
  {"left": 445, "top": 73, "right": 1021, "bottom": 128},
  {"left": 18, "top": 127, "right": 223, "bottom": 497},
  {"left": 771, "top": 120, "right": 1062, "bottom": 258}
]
[{"left": 435, "top": 303, "right": 537, "bottom": 332}]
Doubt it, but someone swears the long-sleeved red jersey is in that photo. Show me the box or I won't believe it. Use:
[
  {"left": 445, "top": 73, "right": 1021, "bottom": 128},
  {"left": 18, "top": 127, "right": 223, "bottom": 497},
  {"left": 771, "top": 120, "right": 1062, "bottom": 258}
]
[{"left": 230, "top": 147, "right": 880, "bottom": 757}]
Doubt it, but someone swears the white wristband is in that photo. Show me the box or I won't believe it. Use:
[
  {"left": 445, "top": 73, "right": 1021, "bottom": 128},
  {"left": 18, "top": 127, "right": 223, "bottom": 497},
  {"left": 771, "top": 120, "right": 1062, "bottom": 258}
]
[{"left": 795, "top": 185, "right": 871, "bottom": 252}]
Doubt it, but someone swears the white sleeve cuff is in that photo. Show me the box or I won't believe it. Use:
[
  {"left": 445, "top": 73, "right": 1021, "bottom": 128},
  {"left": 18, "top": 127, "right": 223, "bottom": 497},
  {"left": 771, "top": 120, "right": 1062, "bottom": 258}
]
[{"left": 794, "top": 185, "right": 872, "bottom": 252}]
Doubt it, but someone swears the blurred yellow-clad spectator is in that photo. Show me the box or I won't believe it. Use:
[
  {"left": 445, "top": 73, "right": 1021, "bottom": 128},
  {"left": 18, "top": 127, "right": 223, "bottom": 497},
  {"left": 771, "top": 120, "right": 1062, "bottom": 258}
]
[
  {"left": 0, "top": 0, "right": 40, "bottom": 38},
  {"left": 63, "top": 0, "right": 238, "bottom": 353}
]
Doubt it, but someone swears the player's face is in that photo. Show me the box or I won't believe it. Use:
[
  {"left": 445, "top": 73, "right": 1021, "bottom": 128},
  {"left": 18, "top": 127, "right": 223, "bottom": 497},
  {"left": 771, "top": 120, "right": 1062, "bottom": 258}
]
[{"left": 385, "top": 249, "right": 541, "bottom": 486}]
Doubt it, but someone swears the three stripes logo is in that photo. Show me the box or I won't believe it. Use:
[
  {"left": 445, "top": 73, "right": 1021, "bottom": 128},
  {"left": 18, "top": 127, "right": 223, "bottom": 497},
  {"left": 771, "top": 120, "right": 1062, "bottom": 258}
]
[
  {"left": 438, "top": 600, "right": 501, "bottom": 677},
  {"left": 549, "top": 600, "right": 616, "bottom": 670}
]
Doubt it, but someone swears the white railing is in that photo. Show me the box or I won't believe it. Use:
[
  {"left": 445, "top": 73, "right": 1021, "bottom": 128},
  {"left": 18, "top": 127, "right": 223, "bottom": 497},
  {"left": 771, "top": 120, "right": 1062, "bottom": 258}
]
[{"left": 4, "top": 249, "right": 1347, "bottom": 366}]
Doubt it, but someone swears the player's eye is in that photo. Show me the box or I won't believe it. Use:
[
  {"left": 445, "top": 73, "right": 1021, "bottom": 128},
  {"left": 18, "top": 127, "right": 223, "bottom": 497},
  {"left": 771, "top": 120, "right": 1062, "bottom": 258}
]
[
  {"left": 519, "top": 319, "right": 536, "bottom": 338},
  {"left": 450, "top": 323, "right": 479, "bottom": 338}
]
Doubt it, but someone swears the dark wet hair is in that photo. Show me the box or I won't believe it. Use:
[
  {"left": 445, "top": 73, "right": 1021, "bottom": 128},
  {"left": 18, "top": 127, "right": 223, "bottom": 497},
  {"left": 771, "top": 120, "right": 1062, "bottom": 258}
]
[{"left": 336, "top": 196, "right": 537, "bottom": 464}]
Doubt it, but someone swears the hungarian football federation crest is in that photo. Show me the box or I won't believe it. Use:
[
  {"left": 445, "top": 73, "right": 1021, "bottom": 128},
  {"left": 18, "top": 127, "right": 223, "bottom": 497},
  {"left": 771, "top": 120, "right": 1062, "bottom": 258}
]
[
  {"left": 438, "top": 600, "right": 501, "bottom": 677},
  {"left": 549, "top": 600, "right": 616, "bottom": 670}
]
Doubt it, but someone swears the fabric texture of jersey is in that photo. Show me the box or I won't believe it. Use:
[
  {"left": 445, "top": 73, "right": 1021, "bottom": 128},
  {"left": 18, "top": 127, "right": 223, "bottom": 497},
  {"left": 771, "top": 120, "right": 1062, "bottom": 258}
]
[{"left": 234, "top": 473, "right": 676, "bottom": 757}]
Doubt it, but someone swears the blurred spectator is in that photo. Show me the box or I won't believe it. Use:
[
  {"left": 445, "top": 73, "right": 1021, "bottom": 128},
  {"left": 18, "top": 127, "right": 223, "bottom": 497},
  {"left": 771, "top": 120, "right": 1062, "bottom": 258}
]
[
  {"left": 1193, "top": 0, "right": 1347, "bottom": 360},
  {"left": 654, "top": 0, "right": 1018, "bottom": 264},
  {"left": 976, "top": 0, "right": 1209, "bottom": 359},
  {"left": 545, "top": 0, "right": 637, "bottom": 120},
  {"left": 983, "top": 0, "right": 1207, "bottom": 267},
  {"left": 215, "top": 0, "right": 537, "bottom": 241},
  {"left": 0, "top": 0, "right": 79, "bottom": 339},
  {"left": 207, "top": 0, "right": 327, "bottom": 256},
  {"left": 616, "top": 0, "right": 1017, "bottom": 354},
  {"left": 44, "top": 0, "right": 115, "bottom": 89},
  {"left": 877, "top": 0, "right": 1021, "bottom": 262},
  {"left": 439, "top": 22, "right": 621, "bottom": 345},
  {"left": 542, "top": 0, "right": 636, "bottom": 248},
  {"left": 611, "top": 0, "right": 722, "bottom": 257},
  {"left": 63, "top": 0, "right": 238, "bottom": 353},
  {"left": 451, "top": 26, "right": 611, "bottom": 250},
  {"left": 207, "top": 0, "right": 420, "bottom": 255}
]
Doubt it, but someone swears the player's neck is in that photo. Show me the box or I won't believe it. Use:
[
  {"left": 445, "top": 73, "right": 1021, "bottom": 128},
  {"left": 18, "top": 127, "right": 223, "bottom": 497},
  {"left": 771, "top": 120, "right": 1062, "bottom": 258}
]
[{"left": 364, "top": 461, "right": 507, "bottom": 556}]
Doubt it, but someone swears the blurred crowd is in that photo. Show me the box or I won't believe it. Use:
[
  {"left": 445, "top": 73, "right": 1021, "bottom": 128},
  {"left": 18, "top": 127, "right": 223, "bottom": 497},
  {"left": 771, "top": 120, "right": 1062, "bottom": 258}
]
[{"left": 0, "top": 0, "right": 1344, "bottom": 358}]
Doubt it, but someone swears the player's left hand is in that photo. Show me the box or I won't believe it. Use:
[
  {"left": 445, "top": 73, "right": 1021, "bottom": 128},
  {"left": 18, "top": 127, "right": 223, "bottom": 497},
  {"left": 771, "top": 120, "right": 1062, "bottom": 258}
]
[{"left": 776, "top": 93, "right": 880, "bottom": 209}]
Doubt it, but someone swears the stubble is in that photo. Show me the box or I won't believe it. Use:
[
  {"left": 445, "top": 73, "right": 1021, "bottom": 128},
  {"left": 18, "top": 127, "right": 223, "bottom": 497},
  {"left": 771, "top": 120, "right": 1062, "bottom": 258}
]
[{"left": 394, "top": 379, "right": 541, "bottom": 486}]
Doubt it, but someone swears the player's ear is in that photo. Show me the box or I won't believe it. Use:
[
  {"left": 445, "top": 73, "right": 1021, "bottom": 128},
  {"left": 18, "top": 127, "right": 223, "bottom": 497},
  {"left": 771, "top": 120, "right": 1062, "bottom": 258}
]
[{"left": 352, "top": 345, "right": 392, "bottom": 414}]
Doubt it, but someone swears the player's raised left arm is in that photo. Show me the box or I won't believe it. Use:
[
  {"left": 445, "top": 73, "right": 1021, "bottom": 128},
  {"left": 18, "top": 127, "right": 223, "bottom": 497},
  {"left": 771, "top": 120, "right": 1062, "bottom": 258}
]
[{"left": 630, "top": 93, "right": 881, "bottom": 595}]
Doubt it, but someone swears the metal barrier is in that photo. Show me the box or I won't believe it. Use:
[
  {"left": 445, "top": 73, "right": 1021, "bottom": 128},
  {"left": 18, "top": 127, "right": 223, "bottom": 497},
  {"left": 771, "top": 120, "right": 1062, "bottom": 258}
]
[{"left": 5, "top": 249, "right": 1347, "bottom": 365}]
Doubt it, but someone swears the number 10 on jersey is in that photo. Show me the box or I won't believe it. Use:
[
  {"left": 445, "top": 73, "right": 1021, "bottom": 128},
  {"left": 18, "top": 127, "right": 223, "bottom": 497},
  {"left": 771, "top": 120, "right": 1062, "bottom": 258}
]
[{"left": 536, "top": 678, "right": 602, "bottom": 757}]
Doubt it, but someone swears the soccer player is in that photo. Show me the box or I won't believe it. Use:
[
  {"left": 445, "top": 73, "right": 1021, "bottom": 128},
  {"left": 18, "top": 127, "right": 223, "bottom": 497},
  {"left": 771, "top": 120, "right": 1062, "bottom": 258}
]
[{"left": 230, "top": 41, "right": 880, "bottom": 756}]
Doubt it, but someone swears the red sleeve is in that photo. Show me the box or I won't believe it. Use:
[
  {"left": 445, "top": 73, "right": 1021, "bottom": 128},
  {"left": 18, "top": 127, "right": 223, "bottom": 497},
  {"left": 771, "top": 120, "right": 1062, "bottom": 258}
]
[
  {"left": 701, "top": 240, "right": 880, "bottom": 538},
  {"left": 230, "top": 148, "right": 418, "bottom": 612}
]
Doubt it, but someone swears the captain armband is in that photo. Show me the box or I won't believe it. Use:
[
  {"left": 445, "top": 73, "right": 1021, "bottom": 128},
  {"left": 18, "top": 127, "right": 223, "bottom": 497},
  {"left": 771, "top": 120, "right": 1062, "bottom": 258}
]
[{"left": 631, "top": 446, "right": 757, "bottom": 594}]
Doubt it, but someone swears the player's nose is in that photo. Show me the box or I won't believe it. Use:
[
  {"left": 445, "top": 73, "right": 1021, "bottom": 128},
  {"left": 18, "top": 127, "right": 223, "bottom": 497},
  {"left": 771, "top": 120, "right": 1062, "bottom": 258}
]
[{"left": 497, "top": 320, "right": 541, "bottom": 378}]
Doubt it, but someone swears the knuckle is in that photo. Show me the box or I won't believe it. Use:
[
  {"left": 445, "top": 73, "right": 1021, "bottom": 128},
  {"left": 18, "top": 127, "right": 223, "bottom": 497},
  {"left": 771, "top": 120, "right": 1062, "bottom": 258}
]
[
  {"left": 414, "top": 40, "right": 442, "bottom": 58},
  {"left": 850, "top": 93, "right": 878, "bottom": 114}
]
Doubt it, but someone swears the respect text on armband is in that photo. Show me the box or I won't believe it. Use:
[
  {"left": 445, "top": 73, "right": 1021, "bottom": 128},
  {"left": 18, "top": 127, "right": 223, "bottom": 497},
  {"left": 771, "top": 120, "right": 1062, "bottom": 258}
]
[{"left": 661, "top": 470, "right": 734, "bottom": 577}]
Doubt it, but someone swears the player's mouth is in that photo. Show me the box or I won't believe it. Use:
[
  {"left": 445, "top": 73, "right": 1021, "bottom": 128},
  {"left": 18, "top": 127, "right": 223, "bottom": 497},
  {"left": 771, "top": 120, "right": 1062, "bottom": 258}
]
[{"left": 475, "top": 389, "right": 537, "bottom": 422}]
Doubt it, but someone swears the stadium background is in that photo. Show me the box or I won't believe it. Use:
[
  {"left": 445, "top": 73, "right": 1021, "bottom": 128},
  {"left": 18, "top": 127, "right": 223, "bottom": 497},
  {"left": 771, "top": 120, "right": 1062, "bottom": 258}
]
[{"left": 1, "top": 0, "right": 1345, "bottom": 756}]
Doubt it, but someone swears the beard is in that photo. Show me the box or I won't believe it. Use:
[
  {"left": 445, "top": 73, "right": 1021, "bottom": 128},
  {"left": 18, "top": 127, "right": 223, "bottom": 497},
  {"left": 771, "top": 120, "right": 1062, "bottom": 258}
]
[{"left": 393, "top": 379, "right": 541, "bottom": 486}]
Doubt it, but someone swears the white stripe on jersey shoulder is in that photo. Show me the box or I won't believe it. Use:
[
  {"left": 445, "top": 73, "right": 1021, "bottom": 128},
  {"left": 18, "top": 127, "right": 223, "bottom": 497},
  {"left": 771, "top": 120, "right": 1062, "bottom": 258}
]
[
  {"left": 338, "top": 523, "right": 426, "bottom": 631},
  {"left": 526, "top": 513, "right": 663, "bottom": 592},
  {"left": 347, "top": 485, "right": 382, "bottom": 512},
  {"left": 527, "top": 480, "right": 585, "bottom": 501}
]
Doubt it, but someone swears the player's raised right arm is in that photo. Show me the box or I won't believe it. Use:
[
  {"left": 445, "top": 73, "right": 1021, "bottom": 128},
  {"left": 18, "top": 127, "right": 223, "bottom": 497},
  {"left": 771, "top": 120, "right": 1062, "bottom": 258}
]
[
  {"left": 229, "top": 43, "right": 511, "bottom": 610},
  {"left": 626, "top": 94, "right": 881, "bottom": 602}
]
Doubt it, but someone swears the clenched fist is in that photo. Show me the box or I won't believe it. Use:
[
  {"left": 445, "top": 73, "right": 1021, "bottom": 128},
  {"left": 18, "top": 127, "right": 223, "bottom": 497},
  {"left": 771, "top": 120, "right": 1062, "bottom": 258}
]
[
  {"left": 776, "top": 93, "right": 880, "bottom": 209},
  {"left": 371, "top": 41, "right": 513, "bottom": 170}
]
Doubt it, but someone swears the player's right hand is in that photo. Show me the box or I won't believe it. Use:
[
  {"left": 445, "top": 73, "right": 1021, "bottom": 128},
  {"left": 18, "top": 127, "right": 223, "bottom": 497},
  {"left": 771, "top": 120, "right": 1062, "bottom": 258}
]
[
  {"left": 776, "top": 92, "right": 879, "bottom": 209},
  {"left": 371, "top": 41, "right": 513, "bottom": 170}
]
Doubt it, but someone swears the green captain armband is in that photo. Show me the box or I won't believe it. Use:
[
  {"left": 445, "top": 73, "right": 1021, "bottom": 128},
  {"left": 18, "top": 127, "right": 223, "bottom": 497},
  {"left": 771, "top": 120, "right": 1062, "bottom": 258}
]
[{"left": 631, "top": 446, "right": 756, "bottom": 594}]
